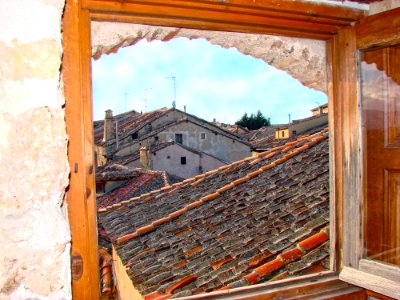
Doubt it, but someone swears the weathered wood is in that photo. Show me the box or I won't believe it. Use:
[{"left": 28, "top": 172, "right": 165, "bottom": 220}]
[
  {"left": 360, "top": 45, "right": 400, "bottom": 266},
  {"left": 84, "top": 0, "right": 365, "bottom": 22},
  {"left": 334, "top": 26, "right": 362, "bottom": 270},
  {"left": 62, "top": 0, "right": 370, "bottom": 298},
  {"left": 367, "top": 290, "right": 397, "bottom": 300},
  {"left": 62, "top": 0, "right": 100, "bottom": 298},
  {"left": 89, "top": 13, "right": 333, "bottom": 40},
  {"left": 327, "top": 37, "right": 341, "bottom": 273},
  {"left": 179, "top": 274, "right": 364, "bottom": 300},
  {"left": 359, "top": 259, "right": 400, "bottom": 283},
  {"left": 338, "top": 10, "right": 400, "bottom": 300},
  {"left": 340, "top": 266, "right": 400, "bottom": 300},
  {"left": 356, "top": 8, "right": 400, "bottom": 49},
  {"left": 84, "top": 0, "right": 365, "bottom": 40}
]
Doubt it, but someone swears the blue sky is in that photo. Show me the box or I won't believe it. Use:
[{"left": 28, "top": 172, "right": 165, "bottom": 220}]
[{"left": 92, "top": 37, "right": 327, "bottom": 124}]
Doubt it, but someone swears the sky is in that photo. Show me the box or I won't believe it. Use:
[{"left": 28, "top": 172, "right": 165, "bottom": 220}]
[{"left": 92, "top": 37, "right": 327, "bottom": 125}]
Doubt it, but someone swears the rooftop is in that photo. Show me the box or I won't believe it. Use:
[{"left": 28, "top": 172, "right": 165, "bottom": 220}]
[
  {"left": 96, "top": 166, "right": 180, "bottom": 209},
  {"left": 241, "top": 123, "right": 328, "bottom": 150},
  {"left": 98, "top": 127, "right": 330, "bottom": 299},
  {"left": 94, "top": 108, "right": 246, "bottom": 148}
]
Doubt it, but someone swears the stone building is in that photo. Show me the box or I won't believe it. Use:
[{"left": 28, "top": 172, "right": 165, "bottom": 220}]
[
  {"left": 275, "top": 103, "right": 328, "bottom": 140},
  {"left": 94, "top": 108, "right": 251, "bottom": 177},
  {"left": 0, "top": 1, "right": 399, "bottom": 299},
  {"left": 117, "top": 141, "right": 227, "bottom": 179},
  {"left": 311, "top": 103, "right": 329, "bottom": 116}
]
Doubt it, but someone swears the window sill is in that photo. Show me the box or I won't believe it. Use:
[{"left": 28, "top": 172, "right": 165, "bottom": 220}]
[
  {"left": 179, "top": 272, "right": 363, "bottom": 299},
  {"left": 340, "top": 265, "right": 400, "bottom": 299}
]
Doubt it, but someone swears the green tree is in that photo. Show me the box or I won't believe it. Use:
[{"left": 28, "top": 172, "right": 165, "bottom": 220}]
[{"left": 235, "top": 110, "right": 270, "bottom": 130}]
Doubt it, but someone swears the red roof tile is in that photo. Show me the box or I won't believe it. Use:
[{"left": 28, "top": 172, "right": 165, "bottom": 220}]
[{"left": 98, "top": 127, "right": 330, "bottom": 297}]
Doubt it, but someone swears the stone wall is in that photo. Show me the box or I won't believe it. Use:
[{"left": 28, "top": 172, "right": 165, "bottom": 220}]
[{"left": 0, "top": 0, "right": 71, "bottom": 299}]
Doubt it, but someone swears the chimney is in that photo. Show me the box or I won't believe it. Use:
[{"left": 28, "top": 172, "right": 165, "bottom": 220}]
[
  {"left": 103, "top": 109, "right": 115, "bottom": 142},
  {"left": 319, "top": 106, "right": 323, "bottom": 115},
  {"left": 140, "top": 146, "right": 152, "bottom": 169}
]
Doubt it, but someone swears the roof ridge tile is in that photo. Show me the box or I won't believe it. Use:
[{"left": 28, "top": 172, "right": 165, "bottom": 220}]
[
  {"left": 165, "top": 275, "right": 198, "bottom": 294},
  {"left": 239, "top": 227, "right": 329, "bottom": 286}
]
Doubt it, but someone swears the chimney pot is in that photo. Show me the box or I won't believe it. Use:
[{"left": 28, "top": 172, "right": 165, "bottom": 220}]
[
  {"left": 103, "top": 109, "right": 115, "bottom": 142},
  {"left": 140, "top": 146, "right": 152, "bottom": 170}
]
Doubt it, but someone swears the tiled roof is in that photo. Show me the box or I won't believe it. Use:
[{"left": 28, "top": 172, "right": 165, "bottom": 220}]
[
  {"left": 116, "top": 116, "right": 249, "bottom": 151},
  {"left": 96, "top": 163, "right": 138, "bottom": 181},
  {"left": 99, "top": 247, "right": 115, "bottom": 298},
  {"left": 96, "top": 167, "right": 173, "bottom": 209},
  {"left": 240, "top": 126, "right": 277, "bottom": 149},
  {"left": 94, "top": 108, "right": 169, "bottom": 145},
  {"left": 98, "top": 127, "right": 330, "bottom": 299},
  {"left": 94, "top": 108, "right": 246, "bottom": 147},
  {"left": 242, "top": 124, "right": 328, "bottom": 150}
]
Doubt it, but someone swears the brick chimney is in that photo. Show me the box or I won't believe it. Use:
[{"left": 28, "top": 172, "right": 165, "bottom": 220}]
[
  {"left": 140, "top": 146, "right": 152, "bottom": 169},
  {"left": 103, "top": 109, "right": 115, "bottom": 143}
]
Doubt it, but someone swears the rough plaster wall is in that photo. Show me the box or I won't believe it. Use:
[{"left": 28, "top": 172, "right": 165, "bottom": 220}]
[
  {"left": 0, "top": 0, "right": 71, "bottom": 299},
  {"left": 92, "top": 22, "right": 328, "bottom": 93}
]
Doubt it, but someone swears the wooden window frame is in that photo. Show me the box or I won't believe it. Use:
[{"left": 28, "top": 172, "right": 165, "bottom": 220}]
[
  {"left": 337, "top": 9, "right": 400, "bottom": 300},
  {"left": 62, "top": 0, "right": 373, "bottom": 298}
]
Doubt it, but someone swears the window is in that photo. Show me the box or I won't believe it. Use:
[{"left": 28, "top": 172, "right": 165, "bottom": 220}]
[
  {"left": 96, "top": 182, "right": 105, "bottom": 194},
  {"left": 200, "top": 133, "right": 206, "bottom": 140},
  {"left": 337, "top": 10, "right": 400, "bottom": 300},
  {"left": 180, "top": 156, "right": 186, "bottom": 165},
  {"left": 63, "top": 1, "right": 375, "bottom": 299},
  {"left": 175, "top": 133, "right": 183, "bottom": 144},
  {"left": 281, "top": 131, "right": 285, "bottom": 137},
  {"left": 292, "top": 130, "right": 297, "bottom": 135},
  {"left": 155, "top": 136, "right": 159, "bottom": 142},
  {"left": 132, "top": 132, "right": 138, "bottom": 139}
]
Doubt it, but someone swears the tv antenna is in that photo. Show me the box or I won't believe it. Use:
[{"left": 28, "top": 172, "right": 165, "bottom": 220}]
[
  {"left": 166, "top": 74, "right": 177, "bottom": 108},
  {"left": 144, "top": 88, "right": 152, "bottom": 112}
]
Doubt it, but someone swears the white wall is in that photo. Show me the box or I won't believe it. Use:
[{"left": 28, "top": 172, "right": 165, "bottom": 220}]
[
  {"left": 151, "top": 144, "right": 225, "bottom": 179},
  {"left": 0, "top": 0, "right": 71, "bottom": 299}
]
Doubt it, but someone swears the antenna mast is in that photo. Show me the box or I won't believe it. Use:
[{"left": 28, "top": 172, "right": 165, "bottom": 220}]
[
  {"left": 144, "top": 88, "right": 152, "bottom": 112},
  {"left": 166, "top": 74, "right": 176, "bottom": 108}
]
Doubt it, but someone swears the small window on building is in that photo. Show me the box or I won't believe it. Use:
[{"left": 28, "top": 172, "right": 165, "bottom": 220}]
[
  {"left": 292, "top": 130, "right": 297, "bottom": 135},
  {"left": 167, "top": 155, "right": 170, "bottom": 159},
  {"left": 281, "top": 131, "right": 285, "bottom": 138},
  {"left": 180, "top": 156, "right": 186, "bottom": 165},
  {"left": 175, "top": 133, "right": 183, "bottom": 144},
  {"left": 200, "top": 133, "right": 206, "bottom": 140},
  {"left": 155, "top": 136, "right": 159, "bottom": 142},
  {"left": 132, "top": 132, "right": 138, "bottom": 139},
  {"left": 96, "top": 182, "right": 105, "bottom": 194}
]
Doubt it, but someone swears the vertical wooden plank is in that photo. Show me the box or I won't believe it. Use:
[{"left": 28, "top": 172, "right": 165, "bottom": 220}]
[
  {"left": 62, "top": 0, "right": 100, "bottom": 298},
  {"left": 334, "top": 27, "right": 362, "bottom": 269},
  {"left": 326, "top": 37, "right": 341, "bottom": 272}
]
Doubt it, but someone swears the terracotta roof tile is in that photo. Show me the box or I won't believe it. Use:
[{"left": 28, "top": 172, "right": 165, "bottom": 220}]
[
  {"left": 96, "top": 167, "right": 172, "bottom": 209},
  {"left": 98, "top": 127, "right": 331, "bottom": 297}
]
